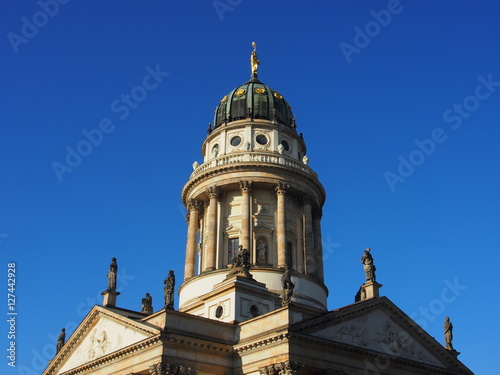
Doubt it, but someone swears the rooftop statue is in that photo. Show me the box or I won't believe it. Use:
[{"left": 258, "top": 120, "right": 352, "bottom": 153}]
[
  {"left": 251, "top": 41, "right": 260, "bottom": 79},
  {"left": 444, "top": 316, "right": 454, "bottom": 350},
  {"left": 164, "top": 270, "right": 175, "bottom": 310},
  {"left": 141, "top": 293, "right": 153, "bottom": 314},
  {"left": 107, "top": 257, "right": 118, "bottom": 291},
  {"left": 361, "top": 248, "right": 376, "bottom": 282},
  {"left": 56, "top": 328, "right": 65, "bottom": 354}
]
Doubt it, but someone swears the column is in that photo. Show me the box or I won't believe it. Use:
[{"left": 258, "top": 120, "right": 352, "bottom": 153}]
[
  {"left": 184, "top": 199, "right": 200, "bottom": 280},
  {"left": 313, "top": 209, "right": 324, "bottom": 281},
  {"left": 239, "top": 181, "right": 252, "bottom": 252},
  {"left": 204, "top": 186, "right": 219, "bottom": 271},
  {"left": 275, "top": 182, "right": 289, "bottom": 268},
  {"left": 296, "top": 215, "right": 304, "bottom": 273},
  {"left": 303, "top": 196, "right": 315, "bottom": 274}
]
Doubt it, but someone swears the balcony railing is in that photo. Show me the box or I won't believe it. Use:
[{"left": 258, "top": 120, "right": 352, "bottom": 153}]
[{"left": 190, "top": 152, "right": 317, "bottom": 179}]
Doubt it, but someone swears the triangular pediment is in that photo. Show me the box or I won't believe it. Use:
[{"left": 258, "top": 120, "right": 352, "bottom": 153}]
[
  {"left": 312, "top": 308, "right": 441, "bottom": 366},
  {"left": 45, "top": 306, "right": 161, "bottom": 375},
  {"left": 253, "top": 223, "right": 274, "bottom": 231},
  {"left": 293, "top": 297, "right": 472, "bottom": 374}
]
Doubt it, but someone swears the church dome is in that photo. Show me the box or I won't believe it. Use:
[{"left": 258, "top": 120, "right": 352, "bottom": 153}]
[{"left": 213, "top": 76, "right": 296, "bottom": 129}]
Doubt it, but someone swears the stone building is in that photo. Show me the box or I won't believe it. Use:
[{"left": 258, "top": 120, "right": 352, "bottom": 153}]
[{"left": 42, "top": 46, "right": 473, "bottom": 375}]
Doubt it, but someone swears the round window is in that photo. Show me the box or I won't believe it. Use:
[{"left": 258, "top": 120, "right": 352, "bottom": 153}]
[
  {"left": 230, "top": 136, "right": 242, "bottom": 147},
  {"left": 255, "top": 134, "right": 268, "bottom": 145},
  {"left": 280, "top": 140, "right": 290, "bottom": 152},
  {"left": 215, "top": 305, "right": 224, "bottom": 319}
]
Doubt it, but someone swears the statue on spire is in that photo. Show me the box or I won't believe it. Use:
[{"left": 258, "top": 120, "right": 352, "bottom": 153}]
[{"left": 251, "top": 41, "right": 260, "bottom": 79}]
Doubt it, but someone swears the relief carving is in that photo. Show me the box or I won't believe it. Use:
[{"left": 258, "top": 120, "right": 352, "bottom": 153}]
[
  {"left": 335, "top": 324, "right": 369, "bottom": 347},
  {"left": 87, "top": 329, "right": 109, "bottom": 360},
  {"left": 375, "top": 321, "right": 436, "bottom": 364}
]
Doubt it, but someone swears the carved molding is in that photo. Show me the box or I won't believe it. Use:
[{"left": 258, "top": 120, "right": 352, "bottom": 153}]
[
  {"left": 149, "top": 361, "right": 198, "bottom": 375},
  {"left": 259, "top": 361, "right": 304, "bottom": 375}
]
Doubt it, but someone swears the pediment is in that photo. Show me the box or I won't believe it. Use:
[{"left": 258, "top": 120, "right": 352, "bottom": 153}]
[
  {"left": 310, "top": 308, "right": 441, "bottom": 366},
  {"left": 294, "top": 297, "right": 469, "bottom": 372},
  {"left": 52, "top": 306, "right": 160, "bottom": 374},
  {"left": 253, "top": 223, "right": 274, "bottom": 232}
]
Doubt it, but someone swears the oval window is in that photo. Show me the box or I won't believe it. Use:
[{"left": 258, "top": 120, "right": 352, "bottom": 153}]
[
  {"left": 215, "top": 306, "right": 224, "bottom": 318},
  {"left": 211, "top": 144, "right": 219, "bottom": 157},
  {"left": 256, "top": 134, "right": 268, "bottom": 145},
  {"left": 250, "top": 304, "right": 260, "bottom": 317},
  {"left": 280, "top": 140, "right": 290, "bottom": 152},
  {"left": 230, "top": 136, "right": 242, "bottom": 146}
]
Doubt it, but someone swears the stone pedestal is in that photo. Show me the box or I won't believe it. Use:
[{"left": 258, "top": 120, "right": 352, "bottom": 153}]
[
  {"left": 362, "top": 281, "right": 382, "bottom": 300},
  {"left": 101, "top": 289, "right": 120, "bottom": 307},
  {"left": 446, "top": 349, "right": 461, "bottom": 358},
  {"left": 226, "top": 266, "right": 253, "bottom": 279}
]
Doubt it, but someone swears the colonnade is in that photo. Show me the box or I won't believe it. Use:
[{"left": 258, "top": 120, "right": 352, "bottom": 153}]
[{"left": 183, "top": 181, "right": 323, "bottom": 281}]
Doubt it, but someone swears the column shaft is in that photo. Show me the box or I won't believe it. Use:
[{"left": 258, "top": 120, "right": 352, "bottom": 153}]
[
  {"left": 313, "top": 212, "right": 323, "bottom": 281},
  {"left": 304, "top": 197, "right": 315, "bottom": 274},
  {"left": 204, "top": 187, "right": 219, "bottom": 271},
  {"left": 184, "top": 200, "right": 200, "bottom": 280},
  {"left": 276, "top": 183, "right": 288, "bottom": 268},
  {"left": 296, "top": 215, "right": 304, "bottom": 272},
  {"left": 240, "top": 181, "right": 251, "bottom": 251}
]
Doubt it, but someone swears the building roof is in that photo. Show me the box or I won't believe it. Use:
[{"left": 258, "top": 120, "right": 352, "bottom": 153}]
[{"left": 213, "top": 76, "right": 296, "bottom": 129}]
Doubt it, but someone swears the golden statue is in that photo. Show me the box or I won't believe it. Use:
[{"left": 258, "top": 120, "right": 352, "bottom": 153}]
[{"left": 251, "top": 41, "right": 260, "bottom": 78}]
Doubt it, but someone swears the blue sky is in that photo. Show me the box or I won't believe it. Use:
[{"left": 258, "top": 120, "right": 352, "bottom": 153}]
[{"left": 1, "top": 1, "right": 498, "bottom": 374}]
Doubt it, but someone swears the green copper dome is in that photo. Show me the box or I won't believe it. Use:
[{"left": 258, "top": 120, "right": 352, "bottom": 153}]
[{"left": 213, "top": 77, "right": 296, "bottom": 130}]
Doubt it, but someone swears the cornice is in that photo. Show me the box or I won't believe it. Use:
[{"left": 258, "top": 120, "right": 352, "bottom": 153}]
[
  {"left": 161, "top": 333, "right": 233, "bottom": 354},
  {"left": 234, "top": 332, "right": 290, "bottom": 353},
  {"left": 182, "top": 161, "right": 326, "bottom": 207},
  {"left": 287, "top": 332, "right": 467, "bottom": 375},
  {"left": 50, "top": 336, "right": 161, "bottom": 375}
]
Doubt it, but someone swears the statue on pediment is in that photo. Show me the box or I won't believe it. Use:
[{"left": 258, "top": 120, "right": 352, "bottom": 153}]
[
  {"left": 361, "top": 248, "right": 376, "bottom": 282},
  {"left": 141, "top": 292, "right": 153, "bottom": 314},
  {"left": 444, "top": 316, "right": 454, "bottom": 350},
  {"left": 164, "top": 270, "right": 175, "bottom": 310},
  {"left": 107, "top": 257, "right": 118, "bottom": 291},
  {"left": 56, "top": 328, "right": 65, "bottom": 354}
]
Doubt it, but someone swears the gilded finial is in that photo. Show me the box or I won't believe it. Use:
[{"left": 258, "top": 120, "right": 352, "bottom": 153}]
[{"left": 251, "top": 41, "right": 260, "bottom": 79}]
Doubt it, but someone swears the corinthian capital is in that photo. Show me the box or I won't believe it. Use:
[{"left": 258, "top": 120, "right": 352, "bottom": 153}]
[
  {"left": 239, "top": 180, "right": 252, "bottom": 192},
  {"left": 275, "top": 182, "right": 289, "bottom": 195},
  {"left": 188, "top": 199, "right": 201, "bottom": 211},
  {"left": 206, "top": 186, "right": 220, "bottom": 199}
]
